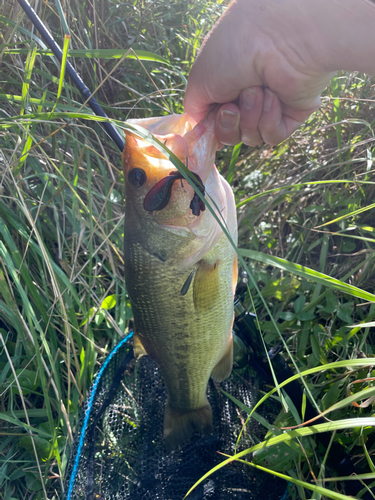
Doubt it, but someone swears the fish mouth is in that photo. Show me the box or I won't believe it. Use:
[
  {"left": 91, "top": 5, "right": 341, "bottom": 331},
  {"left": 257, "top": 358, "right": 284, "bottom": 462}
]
[{"left": 143, "top": 171, "right": 206, "bottom": 216}]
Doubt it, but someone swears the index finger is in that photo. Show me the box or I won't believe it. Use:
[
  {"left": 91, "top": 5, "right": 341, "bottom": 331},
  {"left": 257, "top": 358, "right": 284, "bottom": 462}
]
[{"left": 183, "top": 83, "right": 211, "bottom": 122}]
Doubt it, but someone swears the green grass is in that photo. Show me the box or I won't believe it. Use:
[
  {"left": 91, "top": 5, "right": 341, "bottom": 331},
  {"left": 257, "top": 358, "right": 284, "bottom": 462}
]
[{"left": 1, "top": 1, "right": 375, "bottom": 499}]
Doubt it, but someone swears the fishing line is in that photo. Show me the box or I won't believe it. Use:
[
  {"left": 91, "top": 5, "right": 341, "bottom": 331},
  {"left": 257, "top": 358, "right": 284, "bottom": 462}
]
[
  {"left": 65, "top": 331, "right": 134, "bottom": 500},
  {"left": 17, "top": 0, "right": 125, "bottom": 152}
]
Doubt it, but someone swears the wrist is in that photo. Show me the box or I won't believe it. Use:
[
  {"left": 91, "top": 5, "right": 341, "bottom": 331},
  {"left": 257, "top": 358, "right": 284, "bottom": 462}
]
[{"left": 305, "top": 0, "right": 375, "bottom": 75}]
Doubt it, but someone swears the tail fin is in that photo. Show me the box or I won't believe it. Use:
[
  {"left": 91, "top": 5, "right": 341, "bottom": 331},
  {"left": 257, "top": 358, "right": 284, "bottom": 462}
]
[{"left": 164, "top": 400, "right": 213, "bottom": 452}]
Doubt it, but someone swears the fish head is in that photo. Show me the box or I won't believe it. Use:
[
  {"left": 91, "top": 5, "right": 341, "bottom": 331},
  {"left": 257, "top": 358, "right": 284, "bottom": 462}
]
[
  {"left": 122, "top": 111, "right": 236, "bottom": 268},
  {"left": 122, "top": 113, "right": 219, "bottom": 228},
  {"left": 122, "top": 131, "right": 196, "bottom": 225}
]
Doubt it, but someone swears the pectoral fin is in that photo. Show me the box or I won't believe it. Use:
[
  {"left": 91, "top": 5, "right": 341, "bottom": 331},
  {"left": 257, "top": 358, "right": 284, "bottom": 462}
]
[
  {"left": 133, "top": 332, "right": 147, "bottom": 358},
  {"left": 193, "top": 260, "right": 220, "bottom": 311},
  {"left": 211, "top": 338, "right": 233, "bottom": 382}
]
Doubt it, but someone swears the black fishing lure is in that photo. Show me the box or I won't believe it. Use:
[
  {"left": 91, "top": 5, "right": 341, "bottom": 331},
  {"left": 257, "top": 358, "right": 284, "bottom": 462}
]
[{"left": 143, "top": 171, "right": 206, "bottom": 216}]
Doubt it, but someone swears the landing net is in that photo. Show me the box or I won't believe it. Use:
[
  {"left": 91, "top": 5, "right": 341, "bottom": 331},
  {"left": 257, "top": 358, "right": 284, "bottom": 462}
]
[{"left": 64, "top": 333, "right": 286, "bottom": 500}]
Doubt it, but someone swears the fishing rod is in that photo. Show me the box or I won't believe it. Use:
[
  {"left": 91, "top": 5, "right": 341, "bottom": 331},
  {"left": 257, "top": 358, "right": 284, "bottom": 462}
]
[{"left": 17, "top": 0, "right": 125, "bottom": 152}]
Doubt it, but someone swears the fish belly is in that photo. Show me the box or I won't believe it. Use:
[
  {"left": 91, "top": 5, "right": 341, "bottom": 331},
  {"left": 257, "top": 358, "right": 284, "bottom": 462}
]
[{"left": 125, "top": 226, "right": 235, "bottom": 450}]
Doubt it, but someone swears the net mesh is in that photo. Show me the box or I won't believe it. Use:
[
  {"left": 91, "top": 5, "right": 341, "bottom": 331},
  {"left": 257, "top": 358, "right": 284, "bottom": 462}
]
[{"left": 64, "top": 336, "right": 286, "bottom": 500}]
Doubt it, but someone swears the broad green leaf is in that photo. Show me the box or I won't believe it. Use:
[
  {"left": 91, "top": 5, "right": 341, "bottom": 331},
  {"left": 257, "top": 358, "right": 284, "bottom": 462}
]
[
  {"left": 324, "top": 289, "right": 339, "bottom": 313},
  {"left": 261, "top": 277, "right": 300, "bottom": 300},
  {"left": 252, "top": 442, "right": 298, "bottom": 472},
  {"left": 321, "top": 381, "right": 342, "bottom": 411},
  {"left": 8, "top": 369, "right": 40, "bottom": 396},
  {"left": 337, "top": 302, "right": 354, "bottom": 324},
  {"left": 296, "top": 311, "right": 315, "bottom": 321},
  {"left": 278, "top": 311, "right": 295, "bottom": 321},
  {"left": 293, "top": 295, "right": 305, "bottom": 313},
  {"left": 101, "top": 294, "right": 117, "bottom": 310},
  {"left": 18, "top": 435, "right": 52, "bottom": 460},
  {"left": 95, "top": 309, "right": 106, "bottom": 326}
]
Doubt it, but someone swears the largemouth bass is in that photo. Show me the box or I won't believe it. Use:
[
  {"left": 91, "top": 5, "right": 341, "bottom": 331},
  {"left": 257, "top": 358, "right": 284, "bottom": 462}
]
[{"left": 122, "top": 112, "right": 238, "bottom": 451}]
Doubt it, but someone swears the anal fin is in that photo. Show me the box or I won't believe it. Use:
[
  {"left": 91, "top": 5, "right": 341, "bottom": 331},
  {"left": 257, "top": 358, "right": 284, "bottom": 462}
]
[
  {"left": 133, "top": 332, "right": 147, "bottom": 358},
  {"left": 211, "top": 338, "right": 233, "bottom": 382}
]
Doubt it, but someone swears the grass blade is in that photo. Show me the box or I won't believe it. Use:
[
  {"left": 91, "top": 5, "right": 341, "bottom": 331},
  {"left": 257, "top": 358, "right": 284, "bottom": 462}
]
[
  {"left": 3, "top": 48, "right": 171, "bottom": 64},
  {"left": 239, "top": 248, "right": 375, "bottom": 302}
]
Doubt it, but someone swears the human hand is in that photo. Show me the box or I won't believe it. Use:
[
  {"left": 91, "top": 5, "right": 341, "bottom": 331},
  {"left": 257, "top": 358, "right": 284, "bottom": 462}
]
[{"left": 184, "top": 0, "right": 375, "bottom": 147}]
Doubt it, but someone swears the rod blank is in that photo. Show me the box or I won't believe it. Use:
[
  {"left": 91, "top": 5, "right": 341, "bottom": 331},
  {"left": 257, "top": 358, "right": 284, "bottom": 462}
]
[{"left": 17, "top": 0, "right": 125, "bottom": 152}]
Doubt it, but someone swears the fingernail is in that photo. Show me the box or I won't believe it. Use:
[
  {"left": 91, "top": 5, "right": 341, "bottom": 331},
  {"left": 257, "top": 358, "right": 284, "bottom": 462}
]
[
  {"left": 263, "top": 89, "right": 273, "bottom": 112},
  {"left": 220, "top": 109, "right": 239, "bottom": 129},
  {"left": 241, "top": 88, "right": 257, "bottom": 110}
]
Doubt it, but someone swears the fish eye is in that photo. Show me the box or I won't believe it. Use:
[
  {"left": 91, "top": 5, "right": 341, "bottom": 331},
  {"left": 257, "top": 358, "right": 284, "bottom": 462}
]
[{"left": 128, "top": 168, "right": 147, "bottom": 188}]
